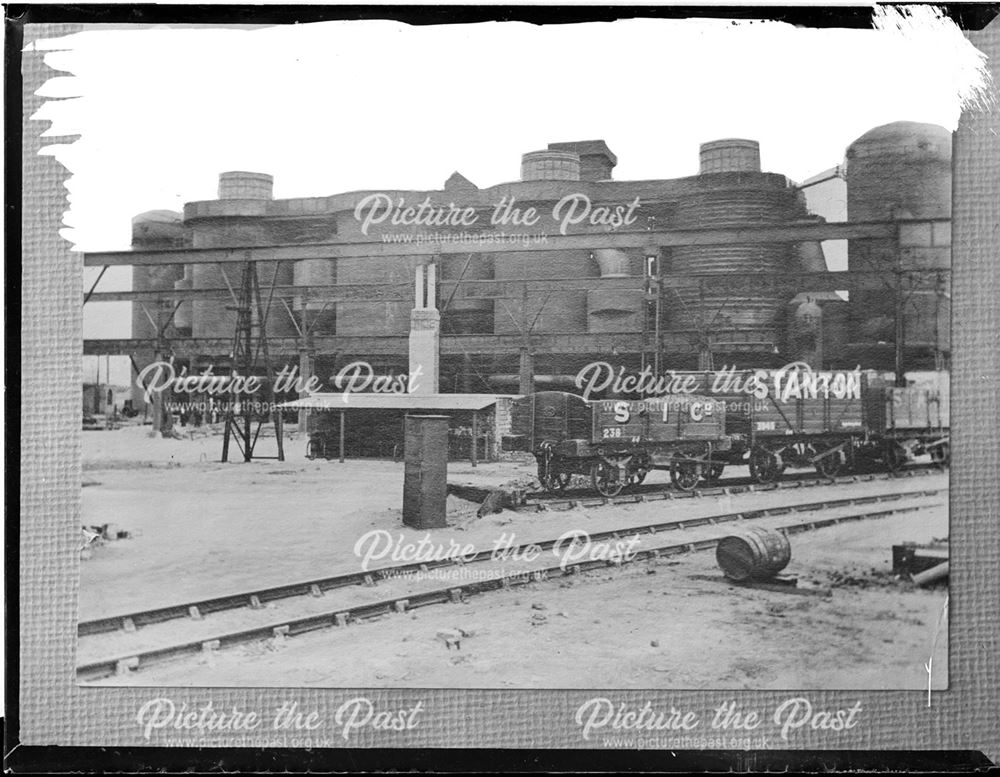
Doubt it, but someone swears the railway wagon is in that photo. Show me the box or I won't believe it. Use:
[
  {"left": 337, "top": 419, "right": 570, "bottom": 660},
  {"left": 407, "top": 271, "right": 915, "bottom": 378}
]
[
  {"left": 505, "top": 368, "right": 950, "bottom": 494},
  {"left": 504, "top": 391, "right": 728, "bottom": 496},
  {"left": 862, "top": 380, "right": 950, "bottom": 471},
  {"left": 743, "top": 369, "right": 870, "bottom": 483},
  {"left": 743, "top": 369, "right": 950, "bottom": 482}
]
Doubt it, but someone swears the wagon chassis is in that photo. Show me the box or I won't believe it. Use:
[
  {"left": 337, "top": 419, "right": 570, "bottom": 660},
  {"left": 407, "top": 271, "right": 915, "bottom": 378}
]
[
  {"left": 535, "top": 440, "right": 728, "bottom": 497},
  {"left": 536, "top": 427, "right": 949, "bottom": 497},
  {"left": 868, "top": 431, "right": 950, "bottom": 473},
  {"left": 745, "top": 435, "right": 860, "bottom": 484}
]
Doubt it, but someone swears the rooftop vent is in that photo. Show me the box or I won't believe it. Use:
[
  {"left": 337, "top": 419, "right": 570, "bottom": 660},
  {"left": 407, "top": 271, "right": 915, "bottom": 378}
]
[
  {"left": 699, "top": 139, "right": 761, "bottom": 174},
  {"left": 521, "top": 150, "right": 581, "bottom": 182},
  {"left": 218, "top": 171, "right": 274, "bottom": 200}
]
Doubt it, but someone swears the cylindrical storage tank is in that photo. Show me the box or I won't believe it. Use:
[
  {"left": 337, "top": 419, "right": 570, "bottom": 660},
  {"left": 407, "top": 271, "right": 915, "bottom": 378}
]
[
  {"left": 293, "top": 258, "right": 337, "bottom": 333},
  {"left": 587, "top": 248, "right": 642, "bottom": 333},
  {"left": 845, "top": 122, "right": 951, "bottom": 346},
  {"left": 132, "top": 209, "right": 188, "bottom": 246},
  {"left": 439, "top": 254, "right": 495, "bottom": 334},
  {"left": 173, "top": 266, "right": 193, "bottom": 336},
  {"left": 493, "top": 250, "right": 593, "bottom": 334},
  {"left": 521, "top": 150, "right": 581, "bottom": 181},
  {"left": 699, "top": 139, "right": 761, "bottom": 174},
  {"left": 669, "top": 174, "right": 803, "bottom": 335},
  {"left": 218, "top": 171, "right": 274, "bottom": 201},
  {"left": 715, "top": 527, "right": 792, "bottom": 581},
  {"left": 402, "top": 415, "right": 449, "bottom": 529},
  {"left": 131, "top": 210, "right": 186, "bottom": 340}
]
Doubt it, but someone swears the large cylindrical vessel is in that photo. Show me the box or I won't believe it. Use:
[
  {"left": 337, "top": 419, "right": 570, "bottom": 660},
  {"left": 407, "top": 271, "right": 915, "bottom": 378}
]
[
  {"left": 186, "top": 173, "right": 296, "bottom": 340},
  {"left": 131, "top": 210, "right": 186, "bottom": 340},
  {"left": 218, "top": 171, "right": 274, "bottom": 201},
  {"left": 699, "top": 139, "right": 761, "bottom": 174},
  {"left": 587, "top": 248, "right": 643, "bottom": 333},
  {"left": 520, "top": 150, "right": 581, "bottom": 182},
  {"left": 845, "top": 122, "right": 952, "bottom": 346},
  {"left": 669, "top": 172, "right": 804, "bottom": 335}
]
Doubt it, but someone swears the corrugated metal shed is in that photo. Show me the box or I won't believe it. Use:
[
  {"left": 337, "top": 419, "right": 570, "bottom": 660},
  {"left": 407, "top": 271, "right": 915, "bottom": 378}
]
[{"left": 280, "top": 393, "right": 515, "bottom": 411}]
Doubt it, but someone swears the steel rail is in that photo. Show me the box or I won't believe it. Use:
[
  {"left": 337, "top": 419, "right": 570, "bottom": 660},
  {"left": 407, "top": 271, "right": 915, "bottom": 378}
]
[
  {"left": 519, "top": 464, "right": 943, "bottom": 511},
  {"left": 76, "top": 498, "right": 942, "bottom": 682},
  {"left": 78, "top": 486, "right": 941, "bottom": 640}
]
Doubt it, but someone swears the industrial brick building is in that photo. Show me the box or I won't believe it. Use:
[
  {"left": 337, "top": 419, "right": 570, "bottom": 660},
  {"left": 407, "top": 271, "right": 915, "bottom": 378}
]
[{"left": 94, "top": 121, "right": 951, "bottom": 412}]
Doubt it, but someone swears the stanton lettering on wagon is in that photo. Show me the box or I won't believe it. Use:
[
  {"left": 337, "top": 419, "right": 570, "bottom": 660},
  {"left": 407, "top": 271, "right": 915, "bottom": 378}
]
[{"left": 574, "top": 361, "right": 863, "bottom": 403}]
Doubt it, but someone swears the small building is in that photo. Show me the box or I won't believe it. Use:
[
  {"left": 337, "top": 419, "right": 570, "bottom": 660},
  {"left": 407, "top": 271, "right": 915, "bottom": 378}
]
[{"left": 281, "top": 393, "right": 516, "bottom": 463}]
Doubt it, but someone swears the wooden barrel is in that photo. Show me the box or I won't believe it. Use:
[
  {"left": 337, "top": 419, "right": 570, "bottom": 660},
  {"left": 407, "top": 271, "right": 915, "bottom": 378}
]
[{"left": 716, "top": 527, "right": 791, "bottom": 581}]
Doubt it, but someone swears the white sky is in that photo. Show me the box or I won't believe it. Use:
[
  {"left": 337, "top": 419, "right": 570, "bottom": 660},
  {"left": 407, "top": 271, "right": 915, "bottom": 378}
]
[{"left": 24, "top": 16, "right": 979, "bottom": 377}]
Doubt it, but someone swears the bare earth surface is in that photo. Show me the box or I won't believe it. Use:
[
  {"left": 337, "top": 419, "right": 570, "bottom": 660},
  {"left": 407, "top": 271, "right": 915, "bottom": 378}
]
[{"left": 80, "top": 425, "right": 949, "bottom": 690}]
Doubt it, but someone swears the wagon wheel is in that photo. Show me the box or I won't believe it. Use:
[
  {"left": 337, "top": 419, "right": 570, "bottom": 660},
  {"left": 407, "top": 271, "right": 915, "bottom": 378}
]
[
  {"left": 542, "top": 471, "right": 573, "bottom": 493},
  {"left": 591, "top": 460, "right": 624, "bottom": 497},
  {"left": 814, "top": 445, "right": 845, "bottom": 478},
  {"left": 670, "top": 453, "right": 702, "bottom": 492},
  {"left": 883, "top": 441, "right": 907, "bottom": 473},
  {"left": 749, "top": 447, "right": 782, "bottom": 484},
  {"left": 930, "top": 441, "right": 950, "bottom": 469}
]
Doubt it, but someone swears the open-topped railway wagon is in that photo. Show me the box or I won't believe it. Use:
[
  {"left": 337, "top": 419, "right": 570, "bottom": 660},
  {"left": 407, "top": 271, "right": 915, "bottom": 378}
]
[
  {"left": 503, "top": 391, "right": 731, "bottom": 496},
  {"left": 505, "top": 367, "right": 949, "bottom": 495},
  {"left": 739, "top": 370, "right": 950, "bottom": 483}
]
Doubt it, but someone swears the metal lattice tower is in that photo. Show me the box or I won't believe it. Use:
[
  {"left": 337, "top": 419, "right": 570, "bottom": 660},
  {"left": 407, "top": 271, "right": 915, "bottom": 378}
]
[{"left": 221, "top": 261, "right": 285, "bottom": 462}]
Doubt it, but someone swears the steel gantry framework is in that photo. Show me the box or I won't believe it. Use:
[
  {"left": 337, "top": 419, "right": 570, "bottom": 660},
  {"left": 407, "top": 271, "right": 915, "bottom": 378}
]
[{"left": 83, "top": 217, "right": 951, "bottom": 399}]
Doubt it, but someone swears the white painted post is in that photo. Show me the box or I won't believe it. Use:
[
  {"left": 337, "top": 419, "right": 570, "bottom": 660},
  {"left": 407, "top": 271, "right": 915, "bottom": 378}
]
[
  {"left": 426, "top": 262, "right": 437, "bottom": 310},
  {"left": 414, "top": 264, "right": 424, "bottom": 309}
]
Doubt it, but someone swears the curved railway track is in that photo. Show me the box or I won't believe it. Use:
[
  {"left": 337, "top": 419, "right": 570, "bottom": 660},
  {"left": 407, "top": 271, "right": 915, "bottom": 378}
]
[{"left": 77, "top": 486, "right": 945, "bottom": 682}]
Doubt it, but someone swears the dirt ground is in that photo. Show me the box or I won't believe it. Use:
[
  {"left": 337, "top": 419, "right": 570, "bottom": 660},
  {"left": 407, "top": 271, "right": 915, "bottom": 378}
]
[{"left": 80, "top": 425, "right": 949, "bottom": 690}]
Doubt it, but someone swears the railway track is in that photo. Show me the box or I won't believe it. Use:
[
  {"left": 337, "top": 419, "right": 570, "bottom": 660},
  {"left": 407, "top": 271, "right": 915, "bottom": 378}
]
[
  {"left": 77, "top": 487, "right": 944, "bottom": 682},
  {"left": 519, "top": 463, "right": 943, "bottom": 511}
]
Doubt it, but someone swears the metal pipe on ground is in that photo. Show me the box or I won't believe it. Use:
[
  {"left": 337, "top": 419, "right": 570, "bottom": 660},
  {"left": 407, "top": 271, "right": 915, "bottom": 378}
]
[{"left": 912, "top": 561, "right": 949, "bottom": 587}]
